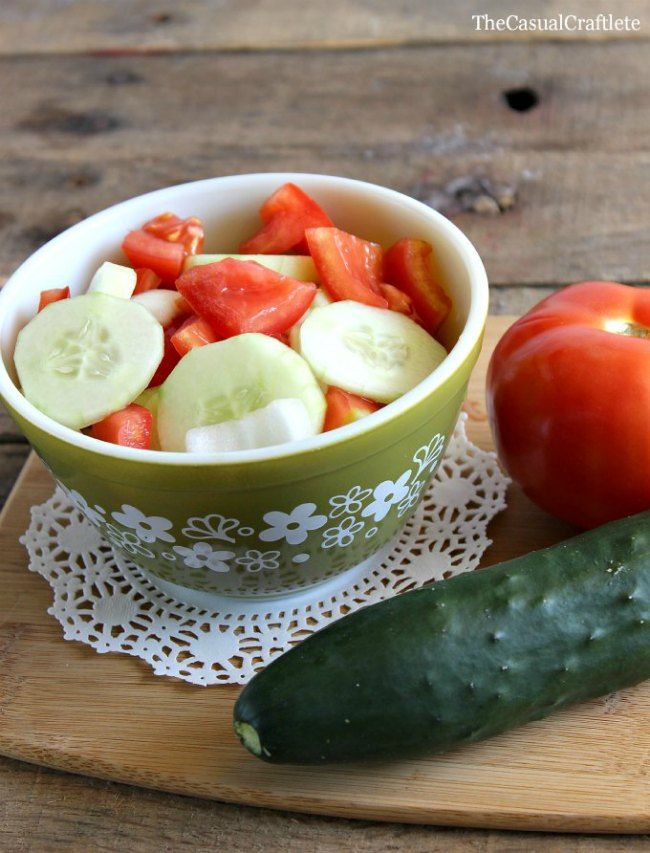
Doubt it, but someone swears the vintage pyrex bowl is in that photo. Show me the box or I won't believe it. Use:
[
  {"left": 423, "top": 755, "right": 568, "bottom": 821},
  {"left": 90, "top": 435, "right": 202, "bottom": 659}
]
[{"left": 0, "top": 173, "right": 488, "bottom": 598}]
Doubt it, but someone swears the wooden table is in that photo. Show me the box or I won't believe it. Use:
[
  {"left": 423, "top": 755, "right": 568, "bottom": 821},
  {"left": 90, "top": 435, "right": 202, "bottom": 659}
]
[{"left": 0, "top": 2, "right": 648, "bottom": 848}]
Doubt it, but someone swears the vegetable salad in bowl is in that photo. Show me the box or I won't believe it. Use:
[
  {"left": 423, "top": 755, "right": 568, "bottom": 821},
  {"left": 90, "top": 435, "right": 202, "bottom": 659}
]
[{"left": 14, "top": 183, "right": 452, "bottom": 454}]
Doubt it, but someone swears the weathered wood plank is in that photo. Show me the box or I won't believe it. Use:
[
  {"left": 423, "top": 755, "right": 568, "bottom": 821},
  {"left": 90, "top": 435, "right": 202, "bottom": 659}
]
[
  {"left": 1, "top": 757, "right": 647, "bottom": 852},
  {"left": 0, "top": 444, "right": 30, "bottom": 502},
  {"left": 0, "top": 408, "right": 27, "bottom": 443},
  {"left": 489, "top": 286, "right": 555, "bottom": 314},
  {"left": 0, "top": 42, "right": 647, "bottom": 287},
  {"left": 1, "top": 0, "right": 648, "bottom": 54}
]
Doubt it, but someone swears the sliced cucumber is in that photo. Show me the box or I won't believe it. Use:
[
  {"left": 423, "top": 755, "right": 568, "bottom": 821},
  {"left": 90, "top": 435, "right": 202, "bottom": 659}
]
[
  {"left": 15, "top": 293, "right": 163, "bottom": 430},
  {"left": 134, "top": 386, "right": 161, "bottom": 449},
  {"left": 132, "top": 290, "right": 190, "bottom": 327},
  {"left": 185, "top": 254, "right": 318, "bottom": 282},
  {"left": 299, "top": 301, "right": 447, "bottom": 403},
  {"left": 288, "top": 288, "right": 331, "bottom": 352},
  {"left": 88, "top": 262, "right": 137, "bottom": 299},
  {"left": 158, "top": 334, "right": 326, "bottom": 452},
  {"left": 185, "top": 398, "right": 317, "bottom": 453}
]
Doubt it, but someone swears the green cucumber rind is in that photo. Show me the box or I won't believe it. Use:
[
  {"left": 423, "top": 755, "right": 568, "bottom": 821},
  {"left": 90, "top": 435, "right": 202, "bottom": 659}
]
[{"left": 234, "top": 512, "right": 650, "bottom": 764}]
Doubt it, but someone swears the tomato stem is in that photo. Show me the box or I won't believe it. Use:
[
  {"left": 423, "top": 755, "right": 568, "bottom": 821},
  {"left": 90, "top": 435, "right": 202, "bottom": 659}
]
[{"left": 616, "top": 322, "right": 650, "bottom": 339}]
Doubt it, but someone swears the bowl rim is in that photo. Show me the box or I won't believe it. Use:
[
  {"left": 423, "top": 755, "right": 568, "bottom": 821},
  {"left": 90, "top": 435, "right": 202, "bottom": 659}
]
[{"left": 0, "top": 172, "right": 488, "bottom": 466}]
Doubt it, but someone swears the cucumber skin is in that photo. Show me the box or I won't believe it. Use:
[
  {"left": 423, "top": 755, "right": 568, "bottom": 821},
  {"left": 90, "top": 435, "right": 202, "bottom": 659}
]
[{"left": 234, "top": 512, "right": 650, "bottom": 764}]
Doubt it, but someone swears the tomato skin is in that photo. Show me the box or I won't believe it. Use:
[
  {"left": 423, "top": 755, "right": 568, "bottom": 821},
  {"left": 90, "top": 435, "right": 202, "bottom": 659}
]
[
  {"left": 323, "top": 387, "right": 381, "bottom": 431},
  {"left": 133, "top": 268, "right": 162, "bottom": 294},
  {"left": 379, "top": 282, "right": 421, "bottom": 322},
  {"left": 90, "top": 404, "right": 152, "bottom": 449},
  {"left": 306, "top": 227, "right": 388, "bottom": 308},
  {"left": 122, "top": 230, "right": 185, "bottom": 283},
  {"left": 487, "top": 281, "right": 650, "bottom": 529},
  {"left": 170, "top": 315, "right": 219, "bottom": 356},
  {"left": 383, "top": 238, "right": 451, "bottom": 334},
  {"left": 38, "top": 287, "right": 70, "bottom": 312},
  {"left": 240, "top": 183, "right": 333, "bottom": 254},
  {"left": 143, "top": 212, "right": 204, "bottom": 255},
  {"left": 148, "top": 322, "right": 182, "bottom": 387},
  {"left": 176, "top": 258, "right": 317, "bottom": 338}
]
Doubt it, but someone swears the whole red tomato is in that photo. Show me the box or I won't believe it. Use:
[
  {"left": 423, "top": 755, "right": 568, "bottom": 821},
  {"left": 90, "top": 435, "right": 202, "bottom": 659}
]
[{"left": 487, "top": 281, "right": 650, "bottom": 528}]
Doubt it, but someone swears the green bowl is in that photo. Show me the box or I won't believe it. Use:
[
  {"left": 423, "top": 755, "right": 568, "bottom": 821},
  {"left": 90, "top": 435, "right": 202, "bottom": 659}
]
[{"left": 0, "top": 174, "right": 488, "bottom": 599}]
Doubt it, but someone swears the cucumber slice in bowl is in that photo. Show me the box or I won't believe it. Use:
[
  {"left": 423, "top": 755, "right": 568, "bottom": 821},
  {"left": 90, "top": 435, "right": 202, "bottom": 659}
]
[
  {"left": 88, "top": 261, "right": 137, "bottom": 299},
  {"left": 185, "top": 398, "right": 317, "bottom": 453},
  {"left": 157, "top": 333, "right": 326, "bottom": 452},
  {"left": 299, "top": 301, "right": 448, "bottom": 403},
  {"left": 14, "top": 293, "right": 163, "bottom": 430}
]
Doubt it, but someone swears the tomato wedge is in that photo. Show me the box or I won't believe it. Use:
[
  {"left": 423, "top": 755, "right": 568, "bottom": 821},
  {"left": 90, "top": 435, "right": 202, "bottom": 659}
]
[
  {"left": 122, "top": 230, "right": 185, "bottom": 284},
  {"left": 148, "top": 322, "right": 182, "bottom": 387},
  {"left": 133, "top": 268, "right": 162, "bottom": 295},
  {"left": 38, "top": 287, "right": 70, "bottom": 312},
  {"left": 240, "top": 183, "right": 333, "bottom": 254},
  {"left": 305, "top": 227, "right": 388, "bottom": 308},
  {"left": 176, "top": 258, "right": 317, "bottom": 338},
  {"left": 383, "top": 239, "right": 451, "bottom": 334},
  {"left": 323, "top": 387, "right": 381, "bottom": 432},
  {"left": 90, "top": 404, "right": 152, "bottom": 449},
  {"left": 143, "top": 212, "right": 204, "bottom": 256},
  {"left": 379, "top": 282, "right": 420, "bottom": 320},
  {"left": 170, "top": 315, "right": 219, "bottom": 356}
]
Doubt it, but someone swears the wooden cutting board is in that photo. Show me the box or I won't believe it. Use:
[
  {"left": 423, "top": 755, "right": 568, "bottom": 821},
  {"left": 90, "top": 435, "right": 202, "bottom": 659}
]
[{"left": 0, "top": 315, "right": 648, "bottom": 833}]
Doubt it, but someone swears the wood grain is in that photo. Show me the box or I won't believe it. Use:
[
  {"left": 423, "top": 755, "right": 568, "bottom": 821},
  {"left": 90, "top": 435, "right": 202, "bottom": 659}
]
[
  {"left": 2, "top": 758, "right": 648, "bottom": 853},
  {"left": 1, "top": 316, "right": 649, "bottom": 833},
  {"left": 0, "top": 42, "right": 648, "bottom": 288},
  {"left": 1, "top": 0, "right": 648, "bottom": 55}
]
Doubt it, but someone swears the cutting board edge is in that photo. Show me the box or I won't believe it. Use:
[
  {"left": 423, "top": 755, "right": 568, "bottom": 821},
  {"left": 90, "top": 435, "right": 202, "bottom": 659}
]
[{"left": 1, "top": 737, "right": 647, "bottom": 834}]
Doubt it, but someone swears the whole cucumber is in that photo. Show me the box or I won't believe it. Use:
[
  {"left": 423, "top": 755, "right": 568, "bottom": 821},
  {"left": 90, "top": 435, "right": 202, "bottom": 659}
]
[{"left": 234, "top": 512, "right": 650, "bottom": 764}]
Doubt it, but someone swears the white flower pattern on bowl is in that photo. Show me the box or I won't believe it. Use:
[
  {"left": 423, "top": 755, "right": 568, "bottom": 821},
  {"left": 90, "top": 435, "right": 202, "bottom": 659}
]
[
  {"left": 328, "top": 485, "right": 372, "bottom": 519},
  {"left": 397, "top": 478, "right": 426, "bottom": 518},
  {"left": 413, "top": 433, "right": 446, "bottom": 477},
  {"left": 103, "top": 523, "right": 155, "bottom": 559},
  {"left": 173, "top": 542, "right": 235, "bottom": 573},
  {"left": 64, "top": 487, "right": 106, "bottom": 527},
  {"left": 182, "top": 513, "right": 242, "bottom": 543},
  {"left": 111, "top": 504, "right": 175, "bottom": 544},
  {"left": 235, "top": 549, "right": 281, "bottom": 573},
  {"left": 322, "top": 515, "right": 365, "bottom": 549},
  {"left": 361, "top": 470, "right": 412, "bottom": 522},
  {"left": 259, "top": 502, "right": 328, "bottom": 545},
  {"left": 59, "top": 431, "right": 447, "bottom": 575}
]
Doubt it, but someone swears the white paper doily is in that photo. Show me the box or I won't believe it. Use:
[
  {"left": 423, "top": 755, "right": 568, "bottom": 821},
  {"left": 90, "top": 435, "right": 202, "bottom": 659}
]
[{"left": 21, "top": 415, "right": 509, "bottom": 685}]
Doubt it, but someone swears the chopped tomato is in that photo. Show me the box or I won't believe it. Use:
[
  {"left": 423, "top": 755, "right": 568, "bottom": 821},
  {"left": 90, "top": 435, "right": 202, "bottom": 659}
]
[
  {"left": 122, "top": 230, "right": 185, "bottom": 284},
  {"left": 176, "top": 258, "right": 317, "bottom": 338},
  {"left": 240, "top": 183, "right": 333, "bottom": 254},
  {"left": 379, "top": 283, "right": 419, "bottom": 319},
  {"left": 38, "top": 287, "right": 70, "bottom": 312},
  {"left": 133, "top": 267, "right": 162, "bottom": 295},
  {"left": 90, "top": 404, "right": 152, "bottom": 449},
  {"left": 383, "top": 239, "right": 451, "bottom": 334},
  {"left": 143, "top": 212, "right": 204, "bottom": 256},
  {"left": 323, "top": 387, "right": 381, "bottom": 432},
  {"left": 306, "top": 227, "right": 388, "bottom": 308},
  {"left": 148, "top": 322, "right": 182, "bottom": 387},
  {"left": 170, "top": 315, "right": 219, "bottom": 356}
]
